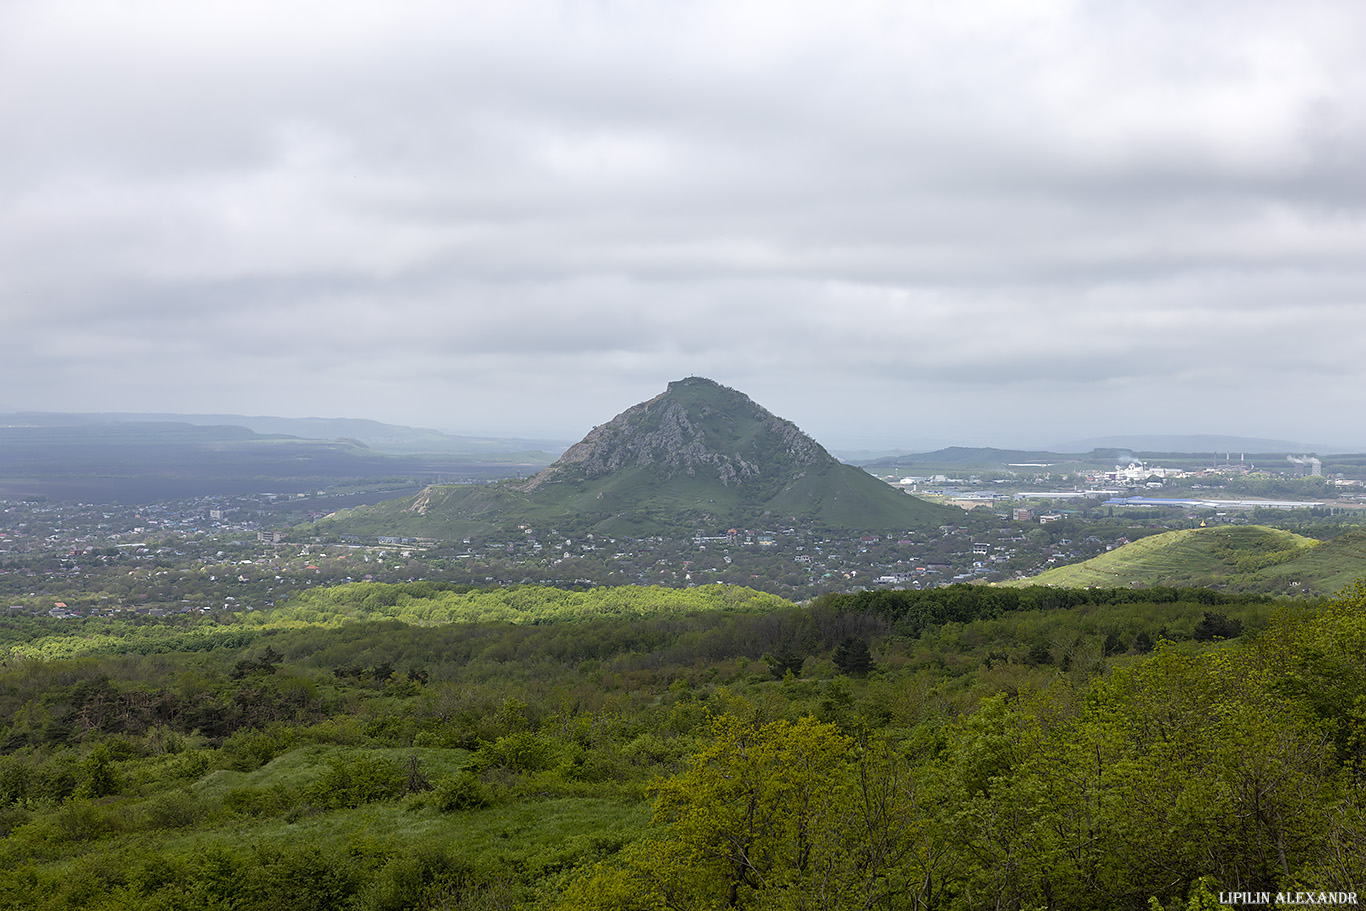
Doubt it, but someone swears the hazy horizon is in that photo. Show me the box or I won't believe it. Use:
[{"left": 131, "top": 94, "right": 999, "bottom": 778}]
[{"left": 3, "top": 402, "right": 1360, "bottom": 456}]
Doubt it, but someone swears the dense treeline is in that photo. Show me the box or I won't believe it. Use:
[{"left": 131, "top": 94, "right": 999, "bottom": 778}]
[
  {"left": 816, "top": 583, "right": 1269, "bottom": 633},
  {"left": 0, "top": 580, "right": 1354, "bottom": 909}
]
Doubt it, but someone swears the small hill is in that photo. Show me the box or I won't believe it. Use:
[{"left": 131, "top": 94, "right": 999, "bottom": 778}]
[
  {"left": 1012, "top": 525, "right": 1366, "bottom": 595},
  {"left": 860, "top": 446, "right": 1077, "bottom": 470},
  {"left": 320, "top": 377, "right": 957, "bottom": 538},
  {"left": 1046, "top": 433, "right": 1354, "bottom": 454}
]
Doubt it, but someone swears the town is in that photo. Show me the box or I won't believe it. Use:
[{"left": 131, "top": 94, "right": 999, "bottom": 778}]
[{"left": 6, "top": 451, "right": 1363, "bottom": 620}]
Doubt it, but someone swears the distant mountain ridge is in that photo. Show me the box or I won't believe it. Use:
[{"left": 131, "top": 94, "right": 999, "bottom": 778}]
[
  {"left": 0, "top": 415, "right": 559, "bottom": 503},
  {"left": 320, "top": 377, "right": 957, "bottom": 537},
  {"left": 858, "top": 443, "right": 1366, "bottom": 472},
  {"left": 0, "top": 412, "right": 567, "bottom": 458},
  {"left": 1045, "top": 434, "right": 1359, "bottom": 455}
]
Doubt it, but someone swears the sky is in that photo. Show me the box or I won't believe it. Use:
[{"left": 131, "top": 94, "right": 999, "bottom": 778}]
[{"left": 3, "top": 0, "right": 1365, "bottom": 451}]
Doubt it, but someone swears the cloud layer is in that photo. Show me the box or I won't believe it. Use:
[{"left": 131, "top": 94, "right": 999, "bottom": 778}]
[{"left": 4, "top": 0, "right": 1364, "bottom": 448}]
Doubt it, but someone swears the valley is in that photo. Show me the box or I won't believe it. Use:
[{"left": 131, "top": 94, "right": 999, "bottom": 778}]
[{"left": 2, "top": 382, "right": 1365, "bottom": 910}]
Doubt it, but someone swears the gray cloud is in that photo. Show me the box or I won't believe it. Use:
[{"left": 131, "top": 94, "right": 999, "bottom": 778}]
[{"left": 4, "top": 0, "right": 1365, "bottom": 449}]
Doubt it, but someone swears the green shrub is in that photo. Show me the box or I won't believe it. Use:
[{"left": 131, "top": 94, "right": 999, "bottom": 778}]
[
  {"left": 0, "top": 803, "right": 31, "bottom": 837},
  {"left": 219, "top": 725, "right": 297, "bottom": 771},
  {"left": 433, "top": 771, "right": 490, "bottom": 811},
  {"left": 356, "top": 846, "right": 475, "bottom": 911},
  {"left": 139, "top": 789, "right": 204, "bottom": 829},
  {"left": 51, "top": 797, "right": 117, "bottom": 842},
  {"left": 169, "top": 748, "right": 213, "bottom": 781},
  {"left": 189, "top": 843, "right": 363, "bottom": 911},
  {"left": 75, "top": 743, "right": 124, "bottom": 799},
  {"left": 472, "top": 731, "right": 557, "bottom": 773},
  {"left": 621, "top": 733, "right": 687, "bottom": 766},
  {"left": 0, "top": 755, "right": 32, "bottom": 805},
  {"left": 222, "top": 784, "right": 298, "bottom": 818},
  {"left": 128, "top": 851, "right": 186, "bottom": 897},
  {"left": 307, "top": 755, "right": 406, "bottom": 809}
]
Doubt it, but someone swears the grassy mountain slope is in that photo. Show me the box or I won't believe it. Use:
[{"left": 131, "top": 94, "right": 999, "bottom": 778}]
[{"left": 1013, "top": 525, "right": 1366, "bottom": 595}]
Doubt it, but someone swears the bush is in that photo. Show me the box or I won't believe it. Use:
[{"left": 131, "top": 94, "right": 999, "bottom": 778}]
[
  {"left": 357, "top": 847, "right": 475, "bottom": 911},
  {"left": 75, "top": 743, "right": 124, "bottom": 799},
  {"left": 0, "top": 755, "right": 32, "bottom": 805},
  {"left": 192, "top": 843, "right": 363, "bottom": 911},
  {"left": 223, "top": 784, "right": 299, "bottom": 818},
  {"left": 433, "top": 771, "right": 491, "bottom": 811},
  {"left": 0, "top": 803, "right": 31, "bottom": 838},
  {"left": 307, "top": 755, "right": 407, "bottom": 809},
  {"left": 473, "top": 732, "right": 557, "bottom": 773},
  {"left": 139, "top": 789, "right": 205, "bottom": 829},
  {"left": 51, "top": 797, "right": 118, "bottom": 842},
  {"left": 219, "top": 726, "right": 297, "bottom": 772}
]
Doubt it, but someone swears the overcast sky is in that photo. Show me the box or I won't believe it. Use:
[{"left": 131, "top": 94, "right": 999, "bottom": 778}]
[{"left": 4, "top": 0, "right": 1364, "bottom": 450}]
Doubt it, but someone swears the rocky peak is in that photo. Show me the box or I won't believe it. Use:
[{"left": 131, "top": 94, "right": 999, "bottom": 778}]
[{"left": 521, "top": 377, "right": 830, "bottom": 490}]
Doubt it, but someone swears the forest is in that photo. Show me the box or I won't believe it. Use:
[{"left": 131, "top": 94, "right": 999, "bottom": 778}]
[{"left": 0, "top": 580, "right": 1362, "bottom": 909}]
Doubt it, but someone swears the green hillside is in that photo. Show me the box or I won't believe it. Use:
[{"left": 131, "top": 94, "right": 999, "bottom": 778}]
[
  {"left": 1013, "top": 525, "right": 1366, "bottom": 595},
  {"left": 1255, "top": 529, "right": 1366, "bottom": 594},
  {"left": 321, "top": 457, "right": 947, "bottom": 539}
]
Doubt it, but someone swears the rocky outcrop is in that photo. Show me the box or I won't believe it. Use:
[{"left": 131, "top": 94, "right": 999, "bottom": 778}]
[{"left": 520, "top": 377, "right": 829, "bottom": 491}]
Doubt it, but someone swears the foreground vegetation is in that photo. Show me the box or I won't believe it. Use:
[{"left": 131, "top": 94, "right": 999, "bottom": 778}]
[{"left": 0, "top": 580, "right": 1362, "bottom": 909}]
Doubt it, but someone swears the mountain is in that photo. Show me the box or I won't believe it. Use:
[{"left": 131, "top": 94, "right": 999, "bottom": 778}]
[
  {"left": 319, "top": 377, "right": 957, "bottom": 538},
  {"left": 1009, "top": 525, "right": 1366, "bottom": 596}
]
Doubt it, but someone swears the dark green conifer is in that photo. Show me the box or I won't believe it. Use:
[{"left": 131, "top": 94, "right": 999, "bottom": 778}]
[{"left": 832, "top": 636, "right": 872, "bottom": 676}]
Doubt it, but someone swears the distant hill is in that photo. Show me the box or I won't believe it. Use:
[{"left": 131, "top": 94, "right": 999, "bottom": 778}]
[
  {"left": 1010, "top": 525, "right": 1366, "bottom": 596},
  {"left": 1045, "top": 434, "right": 1357, "bottom": 455},
  {"left": 0, "top": 417, "right": 554, "bottom": 503},
  {"left": 859, "top": 447, "right": 1079, "bottom": 470},
  {"left": 319, "top": 377, "right": 958, "bottom": 538},
  {"left": 858, "top": 443, "right": 1366, "bottom": 474},
  {"left": 1, "top": 411, "right": 567, "bottom": 459}
]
